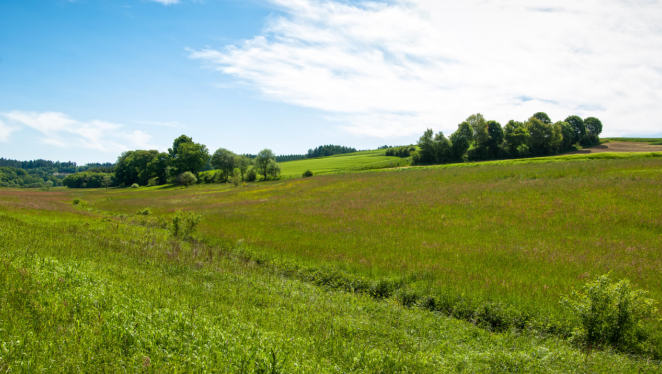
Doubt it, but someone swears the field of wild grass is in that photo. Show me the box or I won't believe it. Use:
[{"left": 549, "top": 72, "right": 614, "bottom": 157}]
[
  {"left": 3, "top": 191, "right": 657, "bottom": 371},
  {"left": 269, "top": 150, "right": 408, "bottom": 177},
  {"left": 61, "top": 154, "right": 662, "bottom": 326}
]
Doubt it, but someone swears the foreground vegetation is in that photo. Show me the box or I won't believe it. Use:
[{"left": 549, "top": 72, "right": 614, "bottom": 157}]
[{"left": 1, "top": 189, "right": 660, "bottom": 372}]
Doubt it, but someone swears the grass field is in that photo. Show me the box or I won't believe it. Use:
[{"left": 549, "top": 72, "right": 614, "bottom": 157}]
[
  {"left": 603, "top": 137, "right": 662, "bottom": 144},
  {"left": 2, "top": 151, "right": 662, "bottom": 371},
  {"left": 0, "top": 190, "right": 659, "bottom": 372},
  {"left": 46, "top": 152, "right": 662, "bottom": 331}
]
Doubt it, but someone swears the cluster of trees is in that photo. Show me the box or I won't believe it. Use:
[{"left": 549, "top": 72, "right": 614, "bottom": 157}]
[
  {"left": 0, "top": 166, "right": 62, "bottom": 188},
  {"left": 0, "top": 158, "right": 114, "bottom": 174},
  {"left": 62, "top": 172, "right": 114, "bottom": 189},
  {"left": 385, "top": 146, "right": 416, "bottom": 158},
  {"left": 307, "top": 145, "right": 357, "bottom": 158},
  {"left": 415, "top": 113, "right": 603, "bottom": 164},
  {"left": 62, "top": 135, "right": 286, "bottom": 189}
]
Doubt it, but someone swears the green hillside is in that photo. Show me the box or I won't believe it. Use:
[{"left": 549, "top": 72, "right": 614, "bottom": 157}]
[{"left": 279, "top": 149, "right": 409, "bottom": 177}]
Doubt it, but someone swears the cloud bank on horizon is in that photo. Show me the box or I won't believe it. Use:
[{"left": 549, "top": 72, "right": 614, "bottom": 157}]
[
  {"left": 190, "top": 0, "right": 662, "bottom": 138},
  {"left": 0, "top": 111, "right": 161, "bottom": 154}
]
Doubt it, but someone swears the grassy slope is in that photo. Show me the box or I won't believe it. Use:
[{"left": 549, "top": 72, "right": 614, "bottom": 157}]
[
  {"left": 603, "top": 138, "right": 662, "bottom": 144},
  {"left": 1, "top": 195, "right": 653, "bottom": 372},
  {"left": 62, "top": 154, "right": 662, "bottom": 325},
  {"left": 279, "top": 150, "right": 409, "bottom": 177}
]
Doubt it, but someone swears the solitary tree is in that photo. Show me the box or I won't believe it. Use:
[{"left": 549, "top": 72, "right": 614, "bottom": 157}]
[{"left": 255, "top": 149, "right": 276, "bottom": 179}]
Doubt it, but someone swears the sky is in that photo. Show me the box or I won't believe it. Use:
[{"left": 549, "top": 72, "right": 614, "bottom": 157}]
[{"left": 1, "top": 0, "right": 661, "bottom": 164}]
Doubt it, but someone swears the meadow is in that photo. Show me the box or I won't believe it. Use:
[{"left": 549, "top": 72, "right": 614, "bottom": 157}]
[
  {"left": 2, "top": 151, "right": 662, "bottom": 371},
  {"left": 0, "top": 189, "right": 659, "bottom": 372}
]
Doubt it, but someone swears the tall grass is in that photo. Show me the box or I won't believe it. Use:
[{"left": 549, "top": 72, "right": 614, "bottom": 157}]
[{"left": 2, "top": 197, "right": 657, "bottom": 371}]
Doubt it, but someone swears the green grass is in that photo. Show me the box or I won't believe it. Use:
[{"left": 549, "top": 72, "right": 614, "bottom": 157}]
[
  {"left": 603, "top": 137, "right": 662, "bottom": 144},
  {"left": 3, "top": 194, "right": 657, "bottom": 372}
]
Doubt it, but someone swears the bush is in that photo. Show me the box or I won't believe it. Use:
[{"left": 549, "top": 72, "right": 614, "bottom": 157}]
[
  {"left": 563, "top": 274, "right": 659, "bottom": 352},
  {"left": 148, "top": 177, "right": 159, "bottom": 186},
  {"left": 131, "top": 183, "right": 139, "bottom": 188},
  {"left": 136, "top": 208, "right": 152, "bottom": 216},
  {"left": 72, "top": 198, "right": 80, "bottom": 205},
  {"left": 232, "top": 169, "right": 241, "bottom": 187},
  {"left": 178, "top": 172, "right": 197, "bottom": 188},
  {"left": 302, "top": 170, "right": 313, "bottom": 178},
  {"left": 246, "top": 168, "right": 257, "bottom": 182},
  {"left": 170, "top": 209, "right": 202, "bottom": 240}
]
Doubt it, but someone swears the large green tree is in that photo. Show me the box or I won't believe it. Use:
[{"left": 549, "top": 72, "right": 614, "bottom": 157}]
[
  {"left": 565, "top": 116, "right": 586, "bottom": 144},
  {"left": 584, "top": 117, "right": 603, "bottom": 136},
  {"left": 416, "top": 129, "right": 436, "bottom": 164},
  {"left": 211, "top": 148, "right": 236, "bottom": 181},
  {"left": 487, "top": 120, "right": 504, "bottom": 158},
  {"left": 504, "top": 120, "right": 531, "bottom": 156},
  {"left": 558, "top": 121, "right": 575, "bottom": 151},
  {"left": 115, "top": 150, "right": 168, "bottom": 186},
  {"left": 168, "top": 135, "right": 210, "bottom": 178},
  {"left": 255, "top": 149, "right": 276, "bottom": 179},
  {"left": 533, "top": 112, "right": 552, "bottom": 124}
]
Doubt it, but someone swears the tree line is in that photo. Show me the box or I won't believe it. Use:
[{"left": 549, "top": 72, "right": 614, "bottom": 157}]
[
  {"left": 0, "top": 158, "right": 114, "bottom": 174},
  {"left": 410, "top": 112, "right": 602, "bottom": 164},
  {"left": 307, "top": 145, "right": 357, "bottom": 158},
  {"left": 0, "top": 166, "right": 62, "bottom": 188},
  {"left": 62, "top": 135, "right": 286, "bottom": 188}
]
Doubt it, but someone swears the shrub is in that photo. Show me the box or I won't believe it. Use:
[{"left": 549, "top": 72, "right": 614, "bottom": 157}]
[
  {"left": 178, "top": 172, "right": 197, "bottom": 188},
  {"left": 170, "top": 209, "right": 202, "bottom": 240},
  {"left": 72, "top": 198, "right": 80, "bottom": 205},
  {"left": 148, "top": 177, "right": 159, "bottom": 186},
  {"left": 563, "top": 274, "right": 659, "bottom": 352},
  {"left": 136, "top": 208, "right": 153, "bottom": 216},
  {"left": 232, "top": 169, "right": 241, "bottom": 187},
  {"left": 302, "top": 170, "right": 313, "bottom": 178},
  {"left": 246, "top": 168, "right": 257, "bottom": 182},
  {"left": 131, "top": 183, "right": 139, "bottom": 188}
]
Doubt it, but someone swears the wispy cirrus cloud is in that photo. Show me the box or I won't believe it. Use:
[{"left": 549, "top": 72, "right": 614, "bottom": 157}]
[
  {"left": 1, "top": 111, "right": 163, "bottom": 153},
  {"left": 190, "top": 0, "right": 662, "bottom": 138}
]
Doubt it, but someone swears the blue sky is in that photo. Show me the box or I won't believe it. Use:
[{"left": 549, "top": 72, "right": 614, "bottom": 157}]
[{"left": 1, "top": 0, "right": 661, "bottom": 163}]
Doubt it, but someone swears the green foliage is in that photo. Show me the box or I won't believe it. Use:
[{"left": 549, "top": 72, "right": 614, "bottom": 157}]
[
  {"left": 168, "top": 135, "right": 210, "bottom": 178},
  {"left": 384, "top": 146, "right": 415, "bottom": 158},
  {"left": 115, "top": 150, "right": 168, "bottom": 187},
  {"left": 563, "top": 275, "right": 659, "bottom": 353},
  {"left": 131, "top": 183, "right": 139, "bottom": 188},
  {"left": 246, "top": 168, "right": 257, "bottom": 182},
  {"left": 136, "top": 207, "right": 153, "bottom": 216},
  {"left": 235, "top": 154, "right": 250, "bottom": 181},
  {"left": 533, "top": 112, "right": 552, "bottom": 124},
  {"left": 232, "top": 169, "right": 241, "bottom": 187},
  {"left": 267, "top": 159, "right": 281, "bottom": 179},
  {"left": 170, "top": 209, "right": 202, "bottom": 240},
  {"left": 302, "top": 169, "right": 313, "bottom": 178},
  {"left": 147, "top": 176, "right": 159, "bottom": 186},
  {"left": 307, "top": 145, "right": 357, "bottom": 158},
  {"left": 43, "top": 180, "right": 54, "bottom": 191},
  {"left": 255, "top": 149, "right": 276, "bottom": 179},
  {"left": 0, "top": 166, "right": 59, "bottom": 188},
  {"left": 178, "top": 171, "right": 197, "bottom": 187},
  {"left": 486, "top": 120, "right": 504, "bottom": 158},
  {"left": 62, "top": 172, "right": 115, "bottom": 189},
  {"left": 72, "top": 198, "right": 80, "bottom": 205},
  {"left": 585, "top": 117, "right": 603, "bottom": 136},
  {"left": 565, "top": 115, "right": 586, "bottom": 144},
  {"left": 526, "top": 117, "right": 556, "bottom": 155},
  {"left": 211, "top": 147, "right": 236, "bottom": 180},
  {"left": 558, "top": 121, "right": 575, "bottom": 150},
  {"left": 449, "top": 125, "right": 471, "bottom": 161},
  {"left": 504, "top": 120, "right": 531, "bottom": 156}
]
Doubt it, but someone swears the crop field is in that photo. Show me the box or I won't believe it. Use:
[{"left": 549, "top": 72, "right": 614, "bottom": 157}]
[{"left": 2, "top": 152, "right": 662, "bottom": 371}]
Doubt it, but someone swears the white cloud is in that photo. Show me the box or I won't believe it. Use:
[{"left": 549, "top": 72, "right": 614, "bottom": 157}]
[
  {"left": 190, "top": 0, "right": 662, "bottom": 138},
  {"left": 149, "top": 0, "right": 180, "bottom": 5},
  {"left": 1, "top": 111, "right": 163, "bottom": 153},
  {"left": 0, "top": 120, "right": 18, "bottom": 142}
]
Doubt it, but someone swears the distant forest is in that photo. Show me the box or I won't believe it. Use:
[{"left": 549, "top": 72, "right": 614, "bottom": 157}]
[
  {"left": 0, "top": 158, "right": 114, "bottom": 174},
  {"left": 242, "top": 144, "right": 359, "bottom": 162}
]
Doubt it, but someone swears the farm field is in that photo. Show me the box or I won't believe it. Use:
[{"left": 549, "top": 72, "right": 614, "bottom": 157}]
[
  {"left": 39, "top": 152, "right": 662, "bottom": 337},
  {"left": 567, "top": 141, "right": 662, "bottom": 154},
  {"left": 1, "top": 191, "right": 656, "bottom": 372}
]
